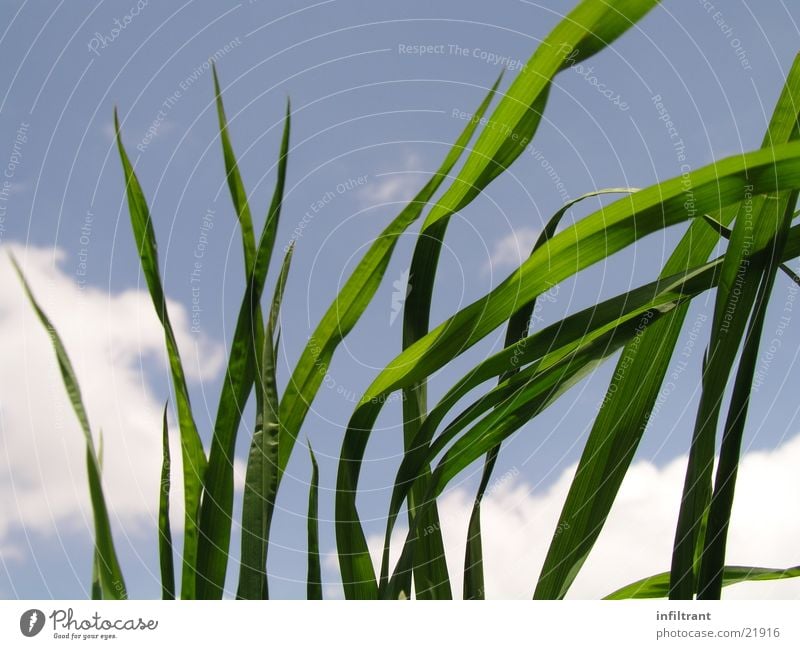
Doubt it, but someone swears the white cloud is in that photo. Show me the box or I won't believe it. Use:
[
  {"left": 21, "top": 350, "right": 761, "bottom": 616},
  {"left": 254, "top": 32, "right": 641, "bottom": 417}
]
[
  {"left": 325, "top": 434, "right": 800, "bottom": 599},
  {"left": 359, "top": 153, "right": 424, "bottom": 207},
  {"left": 484, "top": 227, "right": 539, "bottom": 274},
  {"left": 0, "top": 244, "right": 226, "bottom": 554}
]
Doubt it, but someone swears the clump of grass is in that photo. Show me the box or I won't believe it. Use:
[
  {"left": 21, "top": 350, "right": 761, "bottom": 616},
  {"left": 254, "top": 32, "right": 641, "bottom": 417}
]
[{"left": 16, "top": 0, "right": 800, "bottom": 599}]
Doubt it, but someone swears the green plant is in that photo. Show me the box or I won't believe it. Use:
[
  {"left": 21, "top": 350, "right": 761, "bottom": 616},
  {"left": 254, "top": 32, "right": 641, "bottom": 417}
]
[{"left": 15, "top": 0, "right": 800, "bottom": 599}]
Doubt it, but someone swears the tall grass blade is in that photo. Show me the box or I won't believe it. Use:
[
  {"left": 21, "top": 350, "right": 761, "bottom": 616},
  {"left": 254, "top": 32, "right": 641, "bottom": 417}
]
[
  {"left": 307, "top": 442, "right": 322, "bottom": 600},
  {"left": 697, "top": 200, "right": 797, "bottom": 598},
  {"left": 159, "top": 403, "right": 176, "bottom": 600},
  {"left": 237, "top": 245, "right": 293, "bottom": 599},
  {"left": 670, "top": 56, "right": 800, "bottom": 598},
  {"left": 196, "top": 100, "right": 291, "bottom": 599},
  {"left": 12, "top": 256, "right": 127, "bottom": 600},
  {"left": 116, "top": 110, "right": 207, "bottom": 598}
]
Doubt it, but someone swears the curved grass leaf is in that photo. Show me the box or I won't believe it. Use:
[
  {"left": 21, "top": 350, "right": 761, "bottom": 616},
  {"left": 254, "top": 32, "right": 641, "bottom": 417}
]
[
  {"left": 159, "top": 403, "right": 176, "bottom": 600},
  {"left": 12, "top": 256, "right": 127, "bottom": 600},
  {"left": 237, "top": 245, "right": 294, "bottom": 600},
  {"left": 307, "top": 441, "right": 322, "bottom": 600},
  {"left": 339, "top": 143, "right": 800, "bottom": 599},
  {"left": 116, "top": 110, "right": 207, "bottom": 598},
  {"left": 196, "top": 101, "right": 291, "bottom": 599},
  {"left": 606, "top": 565, "right": 800, "bottom": 599},
  {"left": 421, "top": 0, "right": 657, "bottom": 231}
]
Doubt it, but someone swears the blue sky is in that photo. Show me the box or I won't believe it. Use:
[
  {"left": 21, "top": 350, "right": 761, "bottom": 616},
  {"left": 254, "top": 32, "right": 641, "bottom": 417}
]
[{"left": 2, "top": 0, "right": 800, "bottom": 599}]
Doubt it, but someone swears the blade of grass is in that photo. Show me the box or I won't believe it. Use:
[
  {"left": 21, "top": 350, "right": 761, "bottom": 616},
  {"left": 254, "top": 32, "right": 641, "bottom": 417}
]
[
  {"left": 670, "top": 55, "right": 800, "bottom": 599},
  {"left": 237, "top": 244, "right": 294, "bottom": 600},
  {"left": 115, "top": 110, "right": 206, "bottom": 599},
  {"left": 698, "top": 200, "right": 797, "bottom": 598},
  {"left": 337, "top": 143, "right": 800, "bottom": 599},
  {"left": 91, "top": 429, "right": 105, "bottom": 600},
  {"left": 212, "top": 64, "right": 257, "bottom": 274},
  {"left": 606, "top": 565, "right": 800, "bottom": 599},
  {"left": 12, "top": 256, "right": 127, "bottom": 600},
  {"left": 420, "top": 0, "right": 658, "bottom": 232},
  {"left": 196, "top": 100, "right": 291, "bottom": 599},
  {"left": 463, "top": 187, "right": 638, "bottom": 599},
  {"left": 395, "top": 78, "right": 521, "bottom": 595},
  {"left": 159, "top": 403, "right": 176, "bottom": 600},
  {"left": 307, "top": 441, "right": 322, "bottom": 600}
]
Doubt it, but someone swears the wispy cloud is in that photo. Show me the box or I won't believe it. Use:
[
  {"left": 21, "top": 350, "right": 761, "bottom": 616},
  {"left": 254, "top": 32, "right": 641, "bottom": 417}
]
[
  {"left": 0, "top": 244, "right": 225, "bottom": 554},
  {"left": 484, "top": 227, "right": 539, "bottom": 274},
  {"left": 358, "top": 152, "right": 424, "bottom": 207}
]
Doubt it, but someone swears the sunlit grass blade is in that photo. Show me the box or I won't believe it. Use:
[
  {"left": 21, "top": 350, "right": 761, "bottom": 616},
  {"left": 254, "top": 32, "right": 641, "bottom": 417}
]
[
  {"left": 606, "top": 565, "right": 800, "bottom": 599},
  {"left": 159, "top": 403, "right": 176, "bottom": 600},
  {"left": 12, "top": 256, "right": 127, "bottom": 600},
  {"left": 339, "top": 143, "right": 800, "bottom": 599},
  {"left": 115, "top": 110, "right": 207, "bottom": 599},
  {"left": 196, "top": 100, "right": 291, "bottom": 599},
  {"left": 463, "top": 187, "right": 637, "bottom": 599},
  {"left": 671, "top": 55, "right": 800, "bottom": 599},
  {"left": 237, "top": 244, "right": 293, "bottom": 600},
  {"left": 420, "top": 0, "right": 656, "bottom": 232},
  {"left": 307, "top": 441, "right": 322, "bottom": 600}
]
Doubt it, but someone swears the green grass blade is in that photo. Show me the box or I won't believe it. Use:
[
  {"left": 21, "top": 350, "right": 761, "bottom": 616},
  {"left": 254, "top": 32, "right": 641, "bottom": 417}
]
[
  {"left": 420, "top": 0, "right": 657, "bottom": 232},
  {"left": 307, "top": 441, "right": 322, "bottom": 600},
  {"left": 115, "top": 110, "right": 207, "bottom": 599},
  {"left": 237, "top": 245, "right": 294, "bottom": 599},
  {"left": 396, "top": 79, "right": 515, "bottom": 593},
  {"left": 606, "top": 566, "right": 800, "bottom": 599},
  {"left": 670, "top": 56, "right": 800, "bottom": 599},
  {"left": 159, "top": 403, "right": 176, "bottom": 600},
  {"left": 12, "top": 256, "right": 127, "bottom": 600},
  {"left": 196, "top": 101, "right": 291, "bottom": 599},
  {"left": 463, "top": 187, "right": 637, "bottom": 599},
  {"left": 338, "top": 143, "right": 800, "bottom": 599},
  {"left": 697, "top": 197, "right": 797, "bottom": 599},
  {"left": 212, "top": 64, "right": 257, "bottom": 274},
  {"left": 91, "top": 429, "right": 105, "bottom": 600}
]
